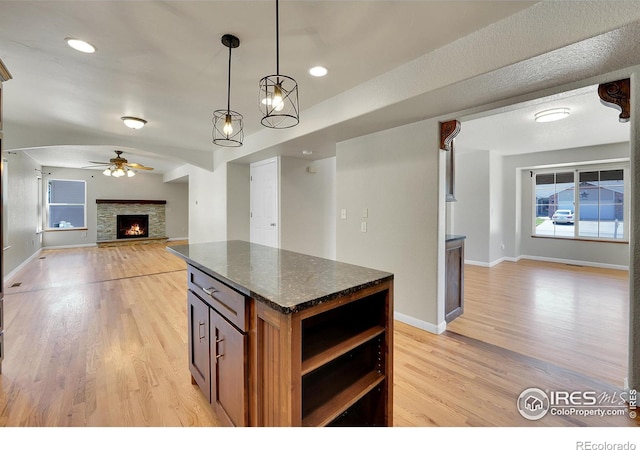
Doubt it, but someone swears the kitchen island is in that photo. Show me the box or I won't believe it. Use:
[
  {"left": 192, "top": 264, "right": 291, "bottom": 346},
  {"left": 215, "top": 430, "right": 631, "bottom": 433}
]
[{"left": 168, "top": 240, "right": 393, "bottom": 427}]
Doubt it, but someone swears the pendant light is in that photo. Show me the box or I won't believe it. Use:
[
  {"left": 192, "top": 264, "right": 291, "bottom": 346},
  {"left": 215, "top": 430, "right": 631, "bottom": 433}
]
[
  {"left": 213, "top": 34, "right": 243, "bottom": 147},
  {"left": 259, "top": 0, "right": 299, "bottom": 129}
]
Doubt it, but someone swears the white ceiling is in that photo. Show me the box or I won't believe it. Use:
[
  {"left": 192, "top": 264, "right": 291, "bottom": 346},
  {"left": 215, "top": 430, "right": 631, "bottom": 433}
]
[
  {"left": 456, "top": 85, "right": 631, "bottom": 155},
  {"left": 0, "top": 1, "right": 635, "bottom": 174},
  {"left": 0, "top": 1, "right": 538, "bottom": 173}
]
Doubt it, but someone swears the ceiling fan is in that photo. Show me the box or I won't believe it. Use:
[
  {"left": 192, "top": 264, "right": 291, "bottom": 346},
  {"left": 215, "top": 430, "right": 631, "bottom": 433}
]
[{"left": 85, "top": 150, "right": 154, "bottom": 178}]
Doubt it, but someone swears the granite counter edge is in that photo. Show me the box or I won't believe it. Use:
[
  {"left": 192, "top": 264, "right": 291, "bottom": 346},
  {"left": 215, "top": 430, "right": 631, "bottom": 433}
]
[{"left": 167, "top": 246, "right": 394, "bottom": 315}]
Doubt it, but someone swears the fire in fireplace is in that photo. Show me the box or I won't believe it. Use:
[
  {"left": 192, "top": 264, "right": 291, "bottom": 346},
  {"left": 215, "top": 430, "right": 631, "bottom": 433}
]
[{"left": 117, "top": 215, "right": 149, "bottom": 239}]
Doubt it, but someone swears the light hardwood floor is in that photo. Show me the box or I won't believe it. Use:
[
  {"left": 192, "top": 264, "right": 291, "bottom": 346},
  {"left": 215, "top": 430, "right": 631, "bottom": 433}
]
[{"left": 0, "top": 243, "right": 637, "bottom": 426}]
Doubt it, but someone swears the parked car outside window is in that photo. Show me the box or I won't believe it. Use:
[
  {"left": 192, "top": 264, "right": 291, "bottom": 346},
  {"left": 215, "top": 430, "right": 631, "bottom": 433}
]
[{"left": 552, "top": 209, "right": 574, "bottom": 224}]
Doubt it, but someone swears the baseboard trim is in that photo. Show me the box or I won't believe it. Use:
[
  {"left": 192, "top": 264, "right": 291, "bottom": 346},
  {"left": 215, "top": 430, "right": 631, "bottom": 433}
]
[
  {"left": 4, "top": 248, "right": 43, "bottom": 283},
  {"left": 42, "top": 243, "right": 98, "bottom": 250},
  {"left": 519, "top": 254, "right": 628, "bottom": 271},
  {"left": 167, "top": 237, "right": 189, "bottom": 242},
  {"left": 465, "top": 256, "right": 518, "bottom": 267},
  {"left": 394, "top": 311, "right": 446, "bottom": 335}
]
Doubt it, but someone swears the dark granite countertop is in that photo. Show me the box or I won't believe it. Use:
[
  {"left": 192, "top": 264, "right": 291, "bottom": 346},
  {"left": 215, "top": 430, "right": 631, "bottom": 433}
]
[
  {"left": 167, "top": 240, "right": 393, "bottom": 314},
  {"left": 445, "top": 234, "right": 466, "bottom": 242}
]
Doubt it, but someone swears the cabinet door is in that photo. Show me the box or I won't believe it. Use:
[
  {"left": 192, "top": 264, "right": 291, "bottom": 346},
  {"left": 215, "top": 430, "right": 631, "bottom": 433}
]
[
  {"left": 188, "top": 291, "right": 211, "bottom": 402},
  {"left": 210, "top": 310, "right": 247, "bottom": 426}
]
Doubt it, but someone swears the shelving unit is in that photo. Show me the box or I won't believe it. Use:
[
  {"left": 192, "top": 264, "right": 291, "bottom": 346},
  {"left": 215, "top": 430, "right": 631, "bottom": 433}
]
[{"left": 298, "top": 286, "right": 392, "bottom": 427}]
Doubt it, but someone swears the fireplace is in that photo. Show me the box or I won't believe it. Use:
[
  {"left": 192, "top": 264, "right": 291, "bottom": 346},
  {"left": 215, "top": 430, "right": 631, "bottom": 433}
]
[{"left": 117, "top": 214, "right": 149, "bottom": 239}]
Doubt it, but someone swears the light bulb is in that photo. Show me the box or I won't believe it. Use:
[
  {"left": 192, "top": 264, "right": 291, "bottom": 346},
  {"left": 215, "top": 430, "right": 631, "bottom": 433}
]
[
  {"left": 223, "top": 114, "right": 233, "bottom": 136},
  {"left": 272, "top": 85, "right": 284, "bottom": 112},
  {"left": 127, "top": 170, "right": 136, "bottom": 177},
  {"left": 103, "top": 168, "right": 112, "bottom": 176},
  {"left": 115, "top": 168, "right": 125, "bottom": 177}
]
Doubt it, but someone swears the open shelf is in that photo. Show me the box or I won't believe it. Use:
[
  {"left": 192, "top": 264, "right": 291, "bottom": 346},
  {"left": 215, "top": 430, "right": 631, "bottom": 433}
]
[
  {"left": 301, "top": 325, "right": 384, "bottom": 376},
  {"left": 302, "top": 371, "right": 385, "bottom": 427}
]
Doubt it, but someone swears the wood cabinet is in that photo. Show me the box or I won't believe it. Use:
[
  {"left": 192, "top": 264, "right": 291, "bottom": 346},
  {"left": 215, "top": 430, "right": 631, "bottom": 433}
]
[
  {"left": 210, "top": 308, "right": 247, "bottom": 426},
  {"left": 445, "top": 235, "right": 465, "bottom": 323},
  {"left": 187, "top": 265, "right": 248, "bottom": 427},
  {"left": 187, "top": 290, "right": 211, "bottom": 402},
  {"left": 172, "top": 242, "right": 393, "bottom": 427},
  {"left": 0, "top": 58, "right": 11, "bottom": 375}
]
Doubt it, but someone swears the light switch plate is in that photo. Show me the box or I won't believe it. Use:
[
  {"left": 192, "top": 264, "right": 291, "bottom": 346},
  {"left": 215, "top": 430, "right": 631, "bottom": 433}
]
[
  {"left": 341, "top": 209, "right": 347, "bottom": 219},
  {"left": 362, "top": 208, "right": 368, "bottom": 218}
]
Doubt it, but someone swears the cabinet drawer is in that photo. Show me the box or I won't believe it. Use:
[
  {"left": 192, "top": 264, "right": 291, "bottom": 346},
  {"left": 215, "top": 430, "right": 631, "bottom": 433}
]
[
  {"left": 188, "top": 265, "right": 247, "bottom": 331},
  {"left": 0, "top": 331, "right": 4, "bottom": 366},
  {"left": 0, "top": 297, "right": 3, "bottom": 330}
]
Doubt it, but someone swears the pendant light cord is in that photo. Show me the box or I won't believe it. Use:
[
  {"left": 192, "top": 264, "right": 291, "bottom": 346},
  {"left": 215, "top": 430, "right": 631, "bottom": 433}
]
[
  {"left": 276, "top": 0, "right": 280, "bottom": 77},
  {"left": 227, "top": 43, "right": 232, "bottom": 113}
]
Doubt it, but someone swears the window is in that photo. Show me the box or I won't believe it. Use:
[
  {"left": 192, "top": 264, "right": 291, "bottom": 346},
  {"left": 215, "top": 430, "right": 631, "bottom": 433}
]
[
  {"left": 533, "top": 166, "right": 627, "bottom": 241},
  {"left": 47, "top": 179, "right": 86, "bottom": 229}
]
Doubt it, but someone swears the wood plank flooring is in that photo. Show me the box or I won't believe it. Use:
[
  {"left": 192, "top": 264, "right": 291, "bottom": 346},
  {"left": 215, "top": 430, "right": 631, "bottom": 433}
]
[{"left": 1, "top": 243, "right": 637, "bottom": 426}]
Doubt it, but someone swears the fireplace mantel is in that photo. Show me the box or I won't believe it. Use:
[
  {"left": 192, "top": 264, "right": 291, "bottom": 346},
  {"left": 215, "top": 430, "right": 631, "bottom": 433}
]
[{"left": 96, "top": 199, "right": 167, "bottom": 205}]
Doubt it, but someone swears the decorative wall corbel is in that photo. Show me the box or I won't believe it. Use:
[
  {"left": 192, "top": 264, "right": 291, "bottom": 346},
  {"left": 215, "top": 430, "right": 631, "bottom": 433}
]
[
  {"left": 597, "top": 78, "right": 630, "bottom": 123},
  {"left": 439, "top": 120, "right": 461, "bottom": 151}
]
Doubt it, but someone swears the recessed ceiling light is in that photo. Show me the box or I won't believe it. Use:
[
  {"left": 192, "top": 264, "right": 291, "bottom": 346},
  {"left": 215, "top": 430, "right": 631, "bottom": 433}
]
[
  {"left": 65, "top": 38, "right": 96, "bottom": 54},
  {"left": 534, "top": 108, "right": 570, "bottom": 123},
  {"left": 121, "top": 116, "right": 147, "bottom": 129},
  {"left": 309, "top": 66, "right": 328, "bottom": 77},
  {"left": 302, "top": 150, "right": 313, "bottom": 156}
]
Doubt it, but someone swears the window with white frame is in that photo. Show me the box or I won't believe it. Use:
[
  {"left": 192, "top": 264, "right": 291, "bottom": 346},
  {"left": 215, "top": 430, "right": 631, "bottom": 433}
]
[
  {"left": 47, "top": 179, "right": 86, "bottom": 229},
  {"left": 533, "top": 165, "right": 627, "bottom": 241}
]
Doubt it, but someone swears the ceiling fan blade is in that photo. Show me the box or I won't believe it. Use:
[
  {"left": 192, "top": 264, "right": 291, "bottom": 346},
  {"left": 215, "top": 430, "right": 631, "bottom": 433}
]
[
  {"left": 88, "top": 161, "right": 111, "bottom": 165},
  {"left": 126, "top": 163, "right": 154, "bottom": 170}
]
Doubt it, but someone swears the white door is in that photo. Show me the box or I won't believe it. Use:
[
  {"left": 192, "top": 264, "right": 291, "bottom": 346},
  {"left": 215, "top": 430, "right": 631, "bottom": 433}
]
[{"left": 250, "top": 158, "right": 279, "bottom": 248}]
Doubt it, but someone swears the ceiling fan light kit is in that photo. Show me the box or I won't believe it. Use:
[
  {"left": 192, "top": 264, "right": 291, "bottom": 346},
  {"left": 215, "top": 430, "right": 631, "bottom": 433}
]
[{"left": 87, "top": 150, "right": 154, "bottom": 179}]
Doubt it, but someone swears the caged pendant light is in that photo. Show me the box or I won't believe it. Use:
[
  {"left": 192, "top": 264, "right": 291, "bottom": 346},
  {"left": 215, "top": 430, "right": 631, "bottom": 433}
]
[
  {"left": 259, "top": 0, "right": 299, "bottom": 129},
  {"left": 213, "top": 34, "right": 244, "bottom": 147}
]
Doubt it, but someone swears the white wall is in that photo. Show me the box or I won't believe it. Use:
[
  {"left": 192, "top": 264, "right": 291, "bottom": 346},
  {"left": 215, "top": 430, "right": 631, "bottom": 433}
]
[
  {"left": 489, "top": 151, "right": 504, "bottom": 263},
  {"left": 452, "top": 150, "right": 491, "bottom": 264},
  {"left": 336, "top": 120, "right": 442, "bottom": 331},
  {"left": 3, "top": 151, "right": 41, "bottom": 277},
  {"left": 41, "top": 167, "right": 188, "bottom": 248},
  {"left": 188, "top": 164, "right": 227, "bottom": 244},
  {"left": 280, "top": 156, "right": 336, "bottom": 260},
  {"left": 227, "top": 163, "right": 250, "bottom": 242}
]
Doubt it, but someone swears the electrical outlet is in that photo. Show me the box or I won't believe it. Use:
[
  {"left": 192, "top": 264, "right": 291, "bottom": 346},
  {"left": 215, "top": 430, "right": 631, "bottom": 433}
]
[
  {"left": 82, "top": 231, "right": 87, "bottom": 238},
  {"left": 361, "top": 222, "right": 367, "bottom": 233},
  {"left": 362, "top": 208, "right": 368, "bottom": 218}
]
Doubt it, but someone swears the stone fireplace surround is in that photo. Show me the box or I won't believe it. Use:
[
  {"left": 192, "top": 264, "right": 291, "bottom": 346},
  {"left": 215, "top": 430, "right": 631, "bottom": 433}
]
[{"left": 96, "top": 199, "right": 166, "bottom": 243}]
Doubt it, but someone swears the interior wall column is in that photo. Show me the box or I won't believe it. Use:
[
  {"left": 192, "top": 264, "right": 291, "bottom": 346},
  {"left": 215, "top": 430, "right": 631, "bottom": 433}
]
[{"left": 599, "top": 77, "right": 638, "bottom": 391}]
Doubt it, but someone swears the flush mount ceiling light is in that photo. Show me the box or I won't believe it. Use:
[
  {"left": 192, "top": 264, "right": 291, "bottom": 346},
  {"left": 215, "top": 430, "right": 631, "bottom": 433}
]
[
  {"left": 213, "top": 34, "right": 243, "bottom": 147},
  {"left": 121, "top": 116, "right": 147, "bottom": 129},
  {"left": 309, "top": 66, "right": 328, "bottom": 77},
  {"left": 534, "top": 108, "right": 570, "bottom": 123},
  {"left": 259, "top": 0, "right": 299, "bottom": 129},
  {"left": 65, "top": 38, "right": 96, "bottom": 53}
]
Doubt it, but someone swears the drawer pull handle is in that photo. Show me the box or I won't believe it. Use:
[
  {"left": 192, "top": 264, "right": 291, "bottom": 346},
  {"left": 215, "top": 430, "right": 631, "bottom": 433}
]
[
  {"left": 202, "top": 286, "right": 219, "bottom": 297},
  {"left": 215, "top": 338, "right": 224, "bottom": 343},
  {"left": 216, "top": 353, "right": 224, "bottom": 359}
]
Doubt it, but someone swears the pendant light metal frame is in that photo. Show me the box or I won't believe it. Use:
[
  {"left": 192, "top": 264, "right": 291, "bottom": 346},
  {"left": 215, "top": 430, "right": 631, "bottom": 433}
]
[
  {"left": 213, "top": 34, "right": 244, "bottom": 147},
  {"left": 259, "top": 0, "right": 299, "bottom": 129}
]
